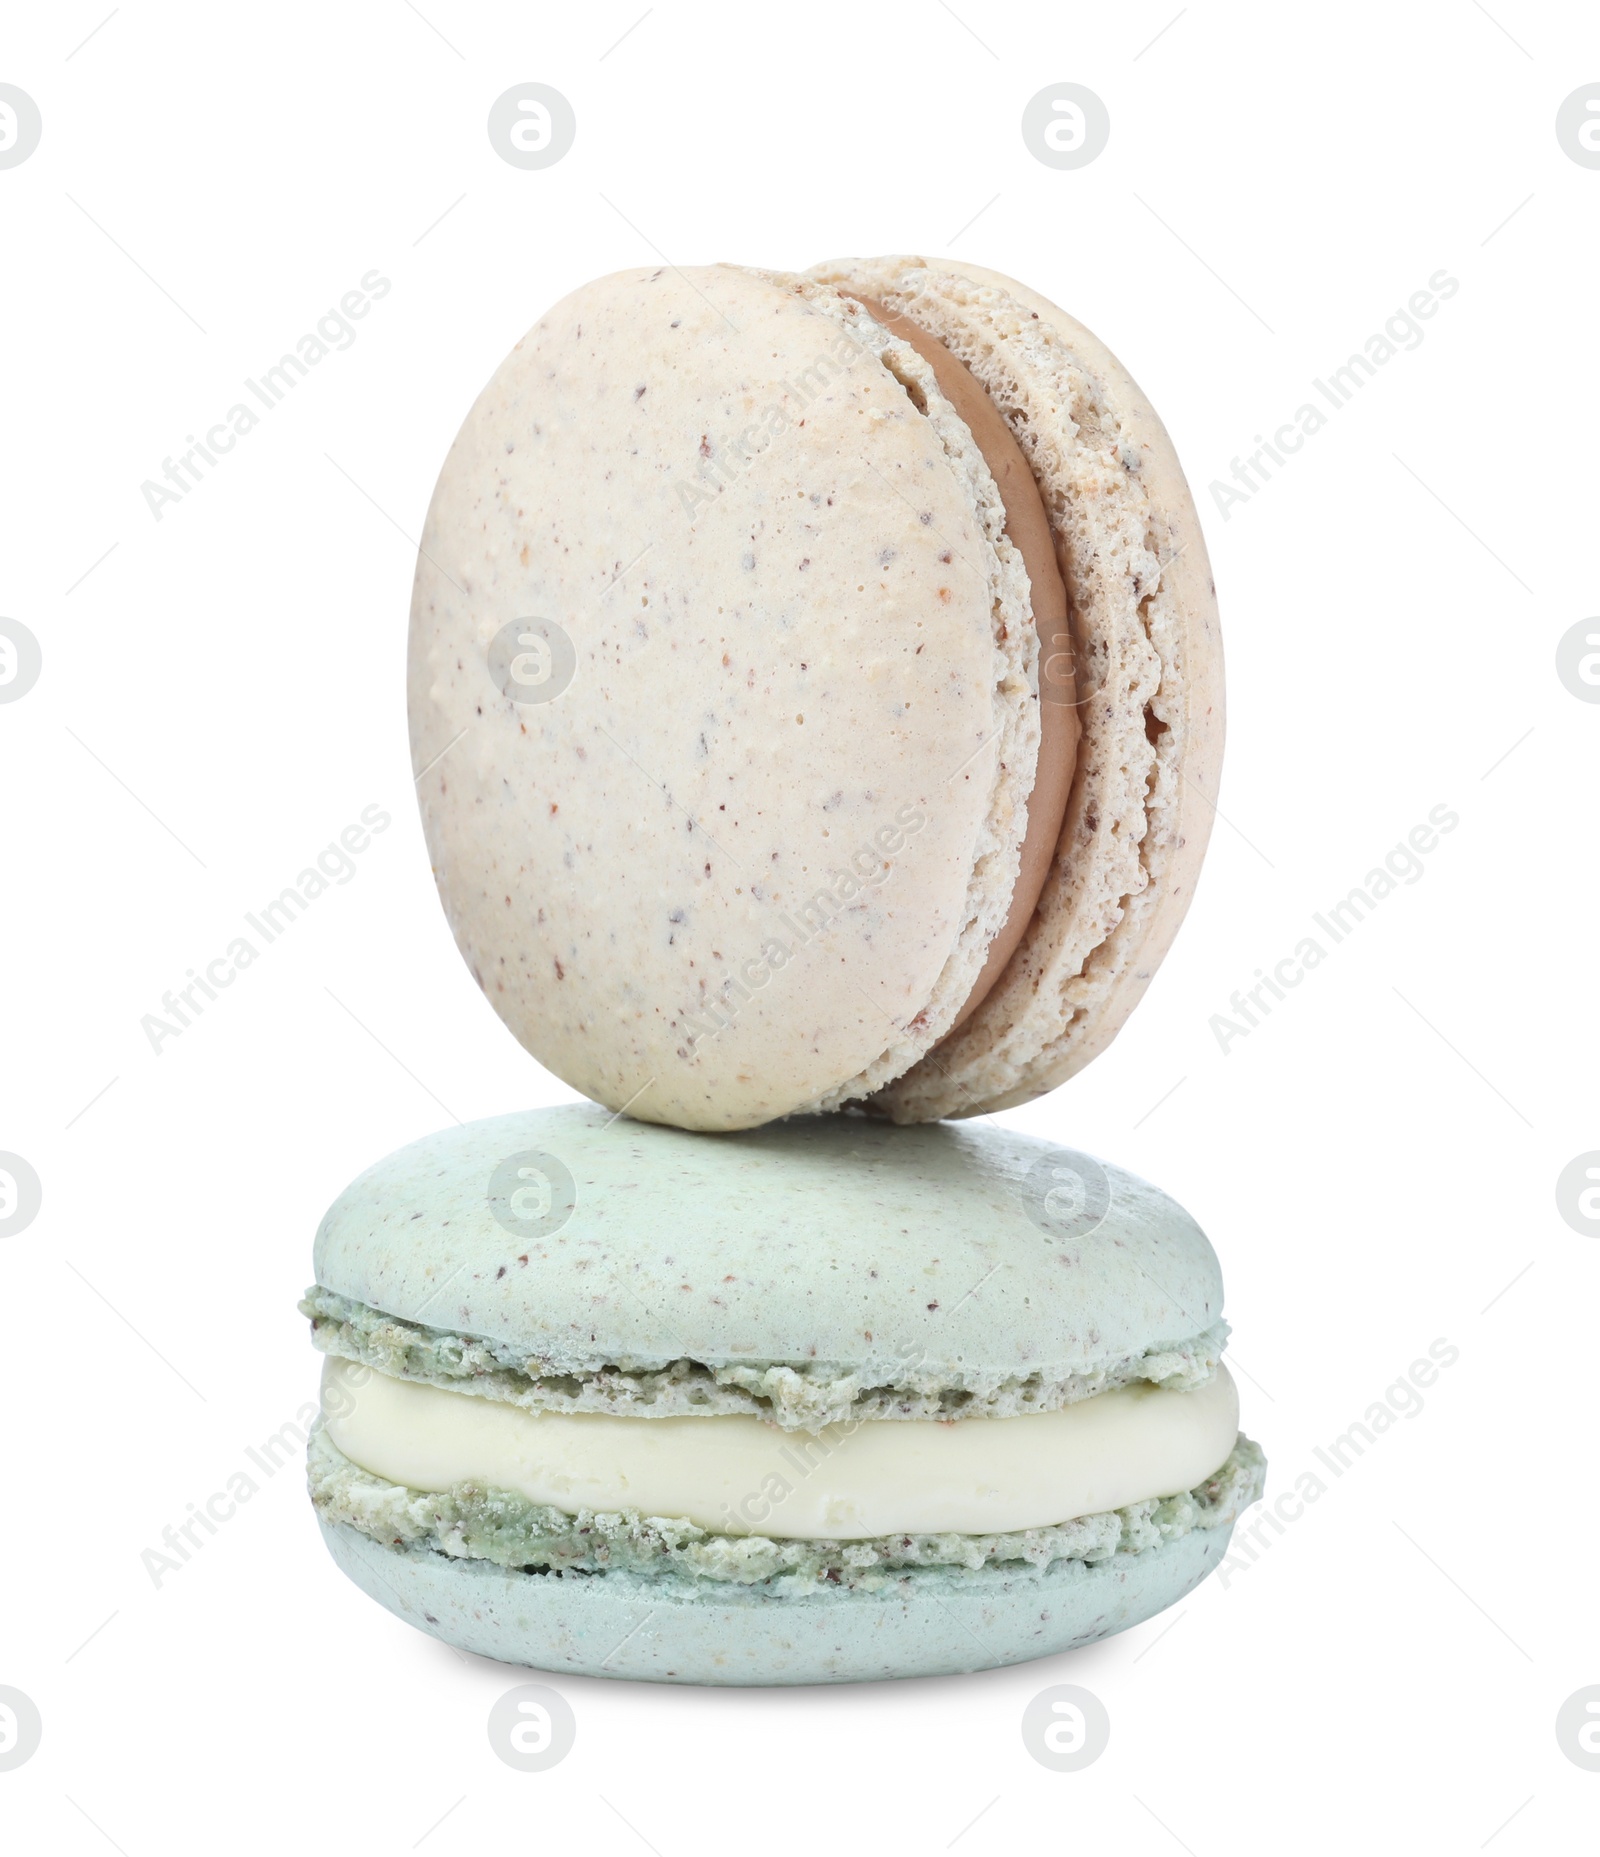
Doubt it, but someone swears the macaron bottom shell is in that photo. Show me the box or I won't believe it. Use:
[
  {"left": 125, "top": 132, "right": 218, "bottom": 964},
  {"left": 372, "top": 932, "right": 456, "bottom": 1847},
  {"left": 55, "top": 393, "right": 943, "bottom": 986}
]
[{"left": 317, "top": 1514, "right": 1238, "bottom": 1686}]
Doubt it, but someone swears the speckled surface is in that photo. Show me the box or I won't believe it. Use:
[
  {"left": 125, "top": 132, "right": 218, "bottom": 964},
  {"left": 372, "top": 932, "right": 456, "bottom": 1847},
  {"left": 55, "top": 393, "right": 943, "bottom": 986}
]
[
  {"left": 408, "top": 263, "right": 1036, "bottom": 1131},
  {"left": 318, "top": 1510, "right": 1240, "bottom": 1684},
  {"left": 306, "top": 1106, "right": 1228, "bottom": 1429},
  {"left": 408, "top": 257, "right": 1221, "bottom": 1132}
]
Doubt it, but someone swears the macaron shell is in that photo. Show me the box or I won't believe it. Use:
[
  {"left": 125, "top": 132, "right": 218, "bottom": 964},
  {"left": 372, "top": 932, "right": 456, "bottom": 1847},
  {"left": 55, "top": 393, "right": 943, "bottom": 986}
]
[
  {"left": 309, "top": 1105, "right": 1225, "bottom": 1423},
  {"left": 808, "top": 259, "right": 1224, "bottom": 1120},
  {"left": 408, "top": 265, "right": 1035, "bottom": 1131},
  {"left": 318, "top": 1514, "right": 1236, "bottom": 1685}
]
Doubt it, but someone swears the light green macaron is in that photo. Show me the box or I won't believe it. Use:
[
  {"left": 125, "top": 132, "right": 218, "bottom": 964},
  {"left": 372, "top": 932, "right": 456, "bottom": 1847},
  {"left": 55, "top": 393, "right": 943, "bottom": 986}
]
[{"left": 303, "top": 1105, "right": 1262, "bottom": 1685}]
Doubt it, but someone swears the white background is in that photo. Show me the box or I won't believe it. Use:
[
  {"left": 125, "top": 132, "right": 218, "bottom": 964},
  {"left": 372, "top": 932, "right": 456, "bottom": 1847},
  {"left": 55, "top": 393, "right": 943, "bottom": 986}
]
[{"left": 3, "top": 1, "right": 1596, "bottom": 1849}]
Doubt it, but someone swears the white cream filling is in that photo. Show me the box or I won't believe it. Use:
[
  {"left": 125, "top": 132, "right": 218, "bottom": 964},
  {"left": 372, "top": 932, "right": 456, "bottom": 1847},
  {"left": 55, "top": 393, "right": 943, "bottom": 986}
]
[{"left": 321, "top": 1357, "right": 1238, "bottom": 1542}]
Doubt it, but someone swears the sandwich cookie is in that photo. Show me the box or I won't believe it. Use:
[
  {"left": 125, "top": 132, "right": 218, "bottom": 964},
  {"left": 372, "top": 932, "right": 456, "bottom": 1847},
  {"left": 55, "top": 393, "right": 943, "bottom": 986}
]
[
  {"left": 409, "top": 257, "right": 1222, "bottom": 1131},
  {"left": 303, "top": 1106, "right": 1263, "bottom": 1685}
]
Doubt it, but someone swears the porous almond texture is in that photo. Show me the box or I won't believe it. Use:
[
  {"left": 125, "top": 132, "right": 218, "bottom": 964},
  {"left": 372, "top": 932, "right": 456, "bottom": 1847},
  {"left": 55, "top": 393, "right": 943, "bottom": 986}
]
[
  {"left": 308, "top": 1425, "right": 1263, "bottom": 1594},
  {"left": 303, "top": 1284, "right": 1228, "bottom": 1431},
  {"left": 808, "top": 258, "right": 1224, "bottom": 1120}
]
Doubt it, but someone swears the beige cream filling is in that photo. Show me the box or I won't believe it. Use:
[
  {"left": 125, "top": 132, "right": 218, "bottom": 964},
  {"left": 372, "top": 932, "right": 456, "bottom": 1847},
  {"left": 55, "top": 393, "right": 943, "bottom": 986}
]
[
  {"left": 857, "top": 297, "right": 1079, "bottom": 1031},
  {"left": 322, "top": 1357, "right": 1239, "bottom": 1542}
]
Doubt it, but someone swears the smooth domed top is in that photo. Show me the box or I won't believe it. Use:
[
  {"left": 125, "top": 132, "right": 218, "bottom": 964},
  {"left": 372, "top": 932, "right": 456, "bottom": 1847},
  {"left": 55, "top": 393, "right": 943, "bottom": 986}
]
[{"left": 312, "top": 1106, "right": 1225, "bottom": 1413}]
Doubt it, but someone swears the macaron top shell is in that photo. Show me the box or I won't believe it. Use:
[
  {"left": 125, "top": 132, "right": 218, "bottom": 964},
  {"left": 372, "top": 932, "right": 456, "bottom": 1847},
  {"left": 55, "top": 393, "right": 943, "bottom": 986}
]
[
  {"left": 308, "top": 1105, "right": 1226, "bottom": 1430},
  {"left": 409, "top": 264, "right": 1038, "bottom": 1131}
]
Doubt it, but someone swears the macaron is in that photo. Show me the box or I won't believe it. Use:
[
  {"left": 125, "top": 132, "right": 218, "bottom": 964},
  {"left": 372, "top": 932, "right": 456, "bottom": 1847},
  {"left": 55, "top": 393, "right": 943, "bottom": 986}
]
[
  {"left": 303, "top": 1105, "right": 1262, "bottom": 1685},
  {"left": 409, "top": 257, "right": 1222, "bottom": 1131}
]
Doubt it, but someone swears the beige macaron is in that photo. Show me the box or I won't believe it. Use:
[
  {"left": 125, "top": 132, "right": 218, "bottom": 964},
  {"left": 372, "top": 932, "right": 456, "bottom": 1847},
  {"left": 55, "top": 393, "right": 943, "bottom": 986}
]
[{"left": 408, "top": 256, "right": 1222, "bottom": 1130}]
